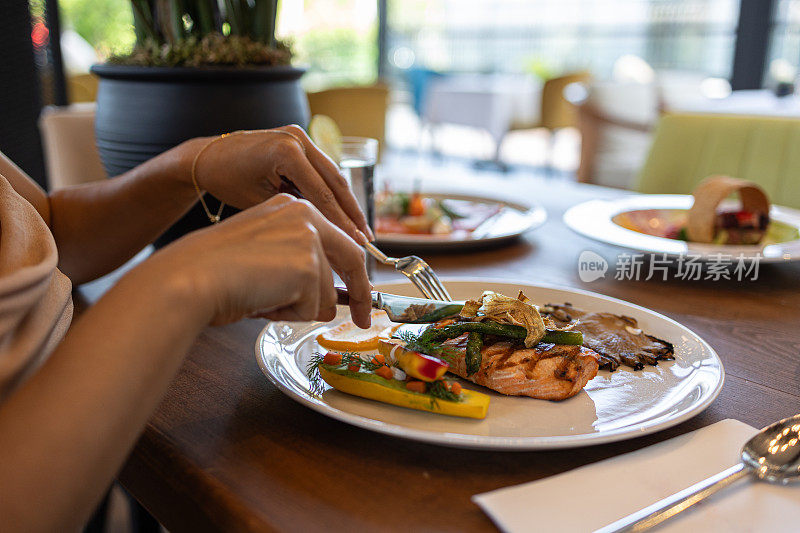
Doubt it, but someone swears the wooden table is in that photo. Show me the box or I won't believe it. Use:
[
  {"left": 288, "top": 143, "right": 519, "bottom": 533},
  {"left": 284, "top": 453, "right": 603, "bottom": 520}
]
[{"left": 106, "top": 178, "right": 800, "bottom": 532}]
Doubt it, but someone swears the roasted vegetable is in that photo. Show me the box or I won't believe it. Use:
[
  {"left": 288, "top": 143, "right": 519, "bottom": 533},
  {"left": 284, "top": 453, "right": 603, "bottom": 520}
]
[
  {"left": 416, "top": 322, "right": 583, "bottom": 346},
  {"left": 378, "top": 340, "right": 448, "bottom": 382},
  {"left": 460, "top": 291, "right": 547, "bottom": 347},
  {"left": 465, "top": 332, "right": 483, "bottom": 375},
  {"left": 315, "top": 364, "right": 489, "bottom": 419}
]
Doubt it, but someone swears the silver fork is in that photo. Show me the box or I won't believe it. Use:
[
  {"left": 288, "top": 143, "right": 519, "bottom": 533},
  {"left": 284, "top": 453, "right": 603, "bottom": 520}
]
[{"left": 364, "top": 242, "right": 452, "bottom": 301}]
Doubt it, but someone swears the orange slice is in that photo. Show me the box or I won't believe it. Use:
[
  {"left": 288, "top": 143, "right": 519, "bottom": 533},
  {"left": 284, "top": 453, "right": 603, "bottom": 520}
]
[{"left": 317, "top": 311, "right": 400, "bottom": 352}]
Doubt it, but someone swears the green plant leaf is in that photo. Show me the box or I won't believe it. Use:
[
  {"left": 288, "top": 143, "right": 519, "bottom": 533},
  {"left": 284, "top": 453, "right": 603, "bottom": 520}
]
[{"left": 131, "top": 0, "right": 159, "bottom": 45}]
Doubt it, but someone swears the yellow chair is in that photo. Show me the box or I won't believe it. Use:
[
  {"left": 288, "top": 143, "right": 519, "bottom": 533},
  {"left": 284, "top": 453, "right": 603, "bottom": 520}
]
[
  {"left": 636, "top": 113, "right": 800, "bottom": 210},
  {"left": 67, "top": 73, "right": 99, "bottom": 103},
  {"left": 509, "top": 71, "right": 592, "bottom": 132},
  {"left": 505, "top": 71, "right": 591, "bottom": 168},
  {"left": 306, "top": 84, "right": 390, "bottom": 156},
  {"left": 538, "top": 71, "right": 593, "bottom": 131}
]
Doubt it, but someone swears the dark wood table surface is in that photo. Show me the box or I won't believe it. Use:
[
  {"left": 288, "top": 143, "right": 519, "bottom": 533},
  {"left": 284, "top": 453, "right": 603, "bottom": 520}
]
[{"left": 95, "top": 179, "right": 800, "bottom": 532}]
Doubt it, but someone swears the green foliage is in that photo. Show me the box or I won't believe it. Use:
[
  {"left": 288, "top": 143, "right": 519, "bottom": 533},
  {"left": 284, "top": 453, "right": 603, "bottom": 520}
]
[
  {"left": 109, "top": 0, "right": 290, "bottom": 67},
  {"left": 129, "top": 0, "right": 279, "bottom": 47},
  {"left": 296, "top": 26, "right": 377, "bottom": 88},
  {"left": 59, "top": 0, "right": 137, "bottom": 55},
  {"left": 108, "top": 33, "right": 291, "bottom": 67}
]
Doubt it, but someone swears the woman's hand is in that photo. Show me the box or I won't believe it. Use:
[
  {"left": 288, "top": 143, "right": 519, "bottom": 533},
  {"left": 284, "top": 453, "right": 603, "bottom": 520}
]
[
  {"left": 150, "top": 194, "right": 372, "bottom": 328},
  {"left": 188, "top": 125, "right": 374, "bottom": 245}
]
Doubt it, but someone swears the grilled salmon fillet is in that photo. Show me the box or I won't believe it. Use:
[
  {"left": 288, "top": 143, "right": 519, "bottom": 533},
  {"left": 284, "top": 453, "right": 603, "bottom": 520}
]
[{"left": 442, "top": 334, "right": 600, "bottom": 400}]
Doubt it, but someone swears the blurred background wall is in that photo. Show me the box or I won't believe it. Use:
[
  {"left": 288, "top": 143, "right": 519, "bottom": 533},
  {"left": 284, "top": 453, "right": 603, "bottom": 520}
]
[{"left": 5, "top": 0, "right": 800, "bottom": 187}]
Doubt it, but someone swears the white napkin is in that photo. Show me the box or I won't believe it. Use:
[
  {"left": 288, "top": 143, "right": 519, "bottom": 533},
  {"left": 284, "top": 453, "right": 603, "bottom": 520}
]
[{"left": 473, "top": 419, "right": 800, "bottom": 532}]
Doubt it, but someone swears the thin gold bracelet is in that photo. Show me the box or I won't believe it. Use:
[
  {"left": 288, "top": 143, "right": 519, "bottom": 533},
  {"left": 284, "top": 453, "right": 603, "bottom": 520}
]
[{"left": 191, "top": 129, "right": 307, "bottom": 224}]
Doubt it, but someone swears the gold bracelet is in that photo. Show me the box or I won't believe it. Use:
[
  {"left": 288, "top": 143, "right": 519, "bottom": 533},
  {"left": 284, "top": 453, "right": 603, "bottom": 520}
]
[{"left": 191, "top": 129, "right": 307, "bottom": 224}]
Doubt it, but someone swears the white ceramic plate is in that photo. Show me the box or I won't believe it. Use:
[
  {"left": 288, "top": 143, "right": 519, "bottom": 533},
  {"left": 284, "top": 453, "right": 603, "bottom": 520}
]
[
  {"left": 255, "top": 280, "right": 724, "bottom": 450},
  {"left": 564, "top": 194, "right": 800, "bottom": 262},
  {"left": 374, "top": 193, "right": 546, "bottom": 250}
]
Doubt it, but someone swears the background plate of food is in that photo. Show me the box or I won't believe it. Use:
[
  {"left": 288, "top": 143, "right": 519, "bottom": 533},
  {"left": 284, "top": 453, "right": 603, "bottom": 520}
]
[
  {"left": 373, "top": 191, "right": 547, "bottom": 251},
  {"left": 563, "top": 177, "right": 800, "bottom": 262},
  {"left": 255, "top": 280, "right": 723, "bottom": 450}
]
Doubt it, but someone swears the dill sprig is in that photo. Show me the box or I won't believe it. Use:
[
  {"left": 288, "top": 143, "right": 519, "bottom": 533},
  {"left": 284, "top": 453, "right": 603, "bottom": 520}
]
[
  {"left": 306, "top": 351, "right": 389, "bottom": 396},
  {"left": 427, "top": 380, "right": 462, "bottom": 403},
  {"left": 305, "top": 352, "right": 327, "bottom": 396},
  {"left": 306, "top": 347, "right": 464, "bottom": 408}
]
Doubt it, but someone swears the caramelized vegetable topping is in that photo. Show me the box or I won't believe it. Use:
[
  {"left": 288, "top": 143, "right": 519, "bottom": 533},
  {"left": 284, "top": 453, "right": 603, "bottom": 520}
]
[{"left": 459, "top": 291, "right": 546, "bottom": 347}]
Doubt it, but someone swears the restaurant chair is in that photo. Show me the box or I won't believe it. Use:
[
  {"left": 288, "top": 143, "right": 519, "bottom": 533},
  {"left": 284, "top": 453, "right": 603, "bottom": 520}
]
[
  {"left": 504, "top": 71, "right": 591, "bottom": 171},
  {"left": 38, "top": 102, "right": 107, "bottom": 190},
  {"left": 636, "top": 113, "right": 800, "bottom": 210},
  {"left": 306, "top": 83, "right": 390, "bottom": 157},
  {"left": 568, "top": 81, "right": 657, "bottom": 188},
  {"left": 67, "top": 73, "right": 99, "bottom": 103},
  {"left": 570, "top": 72, "right": 729, "bottom": 189},
  {"left": 406, "top": 67, "right": 446, "bottom": 118}
]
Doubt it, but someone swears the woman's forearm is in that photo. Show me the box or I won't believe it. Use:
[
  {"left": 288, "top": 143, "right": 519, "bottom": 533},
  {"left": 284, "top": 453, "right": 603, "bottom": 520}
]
[
  {"left": 0, "top": 261, "right": 211, "bottom": 531},
  {"left": 49, "top": 138, "right": 208, "bottom": 283}
]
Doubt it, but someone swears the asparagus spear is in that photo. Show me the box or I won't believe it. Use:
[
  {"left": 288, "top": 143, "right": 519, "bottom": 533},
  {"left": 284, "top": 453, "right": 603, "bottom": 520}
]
[{"left": 417, "top": 322, "right": 584, "bottom": 346}]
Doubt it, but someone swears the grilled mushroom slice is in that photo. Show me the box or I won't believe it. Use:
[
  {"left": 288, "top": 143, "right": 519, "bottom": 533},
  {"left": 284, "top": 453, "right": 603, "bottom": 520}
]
[{"left": 540, "top": 303, "right": 674, "bottom": 371}]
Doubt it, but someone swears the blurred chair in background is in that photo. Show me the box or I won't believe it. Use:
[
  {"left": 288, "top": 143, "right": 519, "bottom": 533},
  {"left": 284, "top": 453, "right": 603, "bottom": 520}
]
[
  {"left": 568, "top": 81, "right": 657, "bottom": 189},
  {"left": 306, "top": 84, "right": 390, "bottom": 156},
  {"left": 38, "top": 102, "right": 106, "bottom": 190},
  {"left": 637, "top": 113, "right": 800, "bottom": 210},
  {"left": 569, "top": 67, "right": 732, "bottom": 189},
  {"left": 67, "top": 73, "right": 99, "bottom": 103},
  {"left": 406, "top": 67, "right": 446, "bottom": 118},
  {"left": 503, "top": 71, "right": 591, "bottom": 171}
]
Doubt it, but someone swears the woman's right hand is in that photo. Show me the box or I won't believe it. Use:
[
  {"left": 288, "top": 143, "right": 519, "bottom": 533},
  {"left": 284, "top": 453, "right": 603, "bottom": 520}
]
[{"left": 149, "top": 194, "right": 373, "bottom": 328}]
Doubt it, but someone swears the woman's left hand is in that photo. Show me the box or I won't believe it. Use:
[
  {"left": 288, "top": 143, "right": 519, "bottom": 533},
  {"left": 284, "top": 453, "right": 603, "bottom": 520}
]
[{"left": 187, "top": 124, "right": 374, "bottom": 244}]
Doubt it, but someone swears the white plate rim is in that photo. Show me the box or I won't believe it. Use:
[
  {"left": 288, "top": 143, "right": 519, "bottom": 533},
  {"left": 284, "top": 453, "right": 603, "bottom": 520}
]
[
  {"left": 374, "top": 193, "right": 547, "bottom": 247},
  {"left": 563, "top": 194, "right": 800, "bottom": 263},
  {"left": 255, "top": 278, "right": 725, "bottom": 451}
]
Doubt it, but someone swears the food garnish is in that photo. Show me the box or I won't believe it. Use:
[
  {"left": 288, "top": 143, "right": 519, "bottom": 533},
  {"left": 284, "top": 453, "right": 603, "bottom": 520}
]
[
  {"left": 316, "top": 310, "right": 399, "bottom": 351},
  {"left": 459, "top": 291, "right": 549, "bottom": 347},
  {"left": 413, "top": 321, "right": 583, "bottom": 349},
  {"left": 308, "top": 114, "right": 343, "bottom": 163},
  {"left": 307, "top": 351, "right": 490, "bottom": 419},
  {"left": 374, "top": 187, "right": 502, "bottom": 236},
  {"left": 687, "top": 175, "right": 770, "bottom": 244},
  {"left": 377, "top": 340, "right": 449, "bottom": 382}
]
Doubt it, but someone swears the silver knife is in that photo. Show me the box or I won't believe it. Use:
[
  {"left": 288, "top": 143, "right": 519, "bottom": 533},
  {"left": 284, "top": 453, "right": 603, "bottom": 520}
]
[{"left": 335, "top": 287, "right": 464, "bottom": 323}]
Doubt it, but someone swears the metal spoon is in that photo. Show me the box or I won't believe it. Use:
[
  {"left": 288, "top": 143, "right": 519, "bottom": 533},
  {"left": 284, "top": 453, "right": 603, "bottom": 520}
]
[{"left": 596, "top": 413, "right": 800, "bottom": 532}]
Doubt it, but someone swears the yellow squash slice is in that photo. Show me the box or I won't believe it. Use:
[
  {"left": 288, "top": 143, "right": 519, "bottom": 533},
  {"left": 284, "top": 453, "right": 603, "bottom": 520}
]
[{"left": 318, "top": 365, "right": 490, "bottom": 419}]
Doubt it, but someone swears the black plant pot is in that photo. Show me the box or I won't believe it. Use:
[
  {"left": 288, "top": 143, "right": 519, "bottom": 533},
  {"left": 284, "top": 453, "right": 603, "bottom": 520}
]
[{"left": 91, "top": 64, "right": 309, "bottom": 247}]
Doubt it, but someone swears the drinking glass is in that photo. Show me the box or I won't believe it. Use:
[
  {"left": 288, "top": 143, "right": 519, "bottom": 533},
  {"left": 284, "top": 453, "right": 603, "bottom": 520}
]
[
  {"left": 339, "top": 137, "right": 378, "bottom": 230},
  {"left": 338, "top": 137, "right": 378, "bottom": 276}
]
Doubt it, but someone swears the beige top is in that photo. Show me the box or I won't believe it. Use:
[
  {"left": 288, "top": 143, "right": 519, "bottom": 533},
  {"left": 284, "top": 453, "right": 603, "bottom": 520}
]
[{"left": 0, "top": 160, "right": 73, "bottom": 401}]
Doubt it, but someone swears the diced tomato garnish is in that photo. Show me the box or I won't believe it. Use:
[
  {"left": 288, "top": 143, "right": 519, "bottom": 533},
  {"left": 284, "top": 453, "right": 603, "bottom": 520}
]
[
  {"left": 450, "top": 382, "right": 462, "bottom": 395},
  {"left": 405, "top": 381, "right": 427, "bottom": 394},
  {"left": 371, "top": 354, "right": 385, "bottom": 365},
  {"left": 323, "top": 352, "right": 343, "bottom": 365},
  {"left": 408, "top": 194, "right": 426, "bottom": 216},
  {"left": 347, "top": 362, "right": 361, "bottom": 372},
  {"left": 375, "top": 366, "right": 394, "bottom": 380}
]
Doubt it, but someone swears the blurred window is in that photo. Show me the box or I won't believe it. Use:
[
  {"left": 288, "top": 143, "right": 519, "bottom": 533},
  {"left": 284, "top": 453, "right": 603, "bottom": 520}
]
[
  {"left": 768, "top": 0, "right": 800, "bottom": 83},
  {"left": 277, "top": 0, "right": 379, "bottom": 90},
  {"left": 387, "top": 0, "right": 740, "bottom": 80}
]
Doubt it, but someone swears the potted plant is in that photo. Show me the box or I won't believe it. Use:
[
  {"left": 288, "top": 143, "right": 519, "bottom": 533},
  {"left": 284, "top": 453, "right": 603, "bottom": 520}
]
[{"left": 91, "top": 0, "right": 309, "bottom": 245}]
